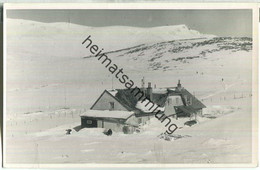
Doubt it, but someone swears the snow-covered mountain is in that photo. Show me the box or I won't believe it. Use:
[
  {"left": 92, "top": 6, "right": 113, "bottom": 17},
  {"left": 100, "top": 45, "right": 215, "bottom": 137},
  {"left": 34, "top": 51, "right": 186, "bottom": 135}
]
[
  {"left": 100, "top": 37, "right": 252, "bottom": 71},
  {"left": 7, "top": 18, "right": 215, "bottom": 55}
]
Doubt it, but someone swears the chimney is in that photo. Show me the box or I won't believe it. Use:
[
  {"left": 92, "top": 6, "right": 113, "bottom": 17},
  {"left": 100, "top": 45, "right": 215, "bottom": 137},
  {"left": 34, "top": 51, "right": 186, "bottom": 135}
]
[
  {"left": 141, "top": 77, "right": 146, "bottom": 96},
  {"left": 147, "top": 82, "right": 153, "bottom": 101},
  {"left": 141, "top": 77, "right": 145, "bottom": 89},
  {"left": 177, "top": 80, "right": 182, "bottom": 90}
]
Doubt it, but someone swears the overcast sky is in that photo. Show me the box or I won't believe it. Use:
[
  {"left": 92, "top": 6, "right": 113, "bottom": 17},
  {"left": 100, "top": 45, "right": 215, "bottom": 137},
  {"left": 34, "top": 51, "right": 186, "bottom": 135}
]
[{"left": 7, "top": 9, "right": 252, "bottom": 37}]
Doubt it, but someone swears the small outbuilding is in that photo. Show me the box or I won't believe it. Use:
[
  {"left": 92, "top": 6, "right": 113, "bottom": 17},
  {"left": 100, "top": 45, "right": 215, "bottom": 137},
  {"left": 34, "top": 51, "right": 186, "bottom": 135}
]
[{"left": 80, "top": 110, "right": 137, "bottom": 132}]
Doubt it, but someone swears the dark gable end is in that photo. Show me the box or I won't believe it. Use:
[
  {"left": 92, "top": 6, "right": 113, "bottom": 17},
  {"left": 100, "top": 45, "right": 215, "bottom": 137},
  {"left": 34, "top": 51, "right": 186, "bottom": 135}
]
[{"left": 180, "top": 89, "right": 206, "bottom": 109}]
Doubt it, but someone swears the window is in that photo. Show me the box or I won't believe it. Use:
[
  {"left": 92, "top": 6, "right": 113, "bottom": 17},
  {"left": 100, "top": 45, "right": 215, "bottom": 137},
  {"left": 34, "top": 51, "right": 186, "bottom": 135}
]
[
  {"left": 186, "top": 96, "right": 192, "bottom": 105},
  {"left": 184, "top": 95, "right": 188, "bottom": 105},
  {"left": 167, "top": 98, "right": 172, "bottom": 105},
  {"left": 176, "top": 98, "right": 179, "bottom": 105},
  {"left": 86, "top": 120, "right": 92, "bottom": 124},
  {"left": 109, "top": 102, "right": 115, "bottom": 110}
]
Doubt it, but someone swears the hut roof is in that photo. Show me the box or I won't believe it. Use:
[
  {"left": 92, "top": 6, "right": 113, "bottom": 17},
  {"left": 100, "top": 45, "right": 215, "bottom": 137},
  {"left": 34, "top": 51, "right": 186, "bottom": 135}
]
[{"left": 105, "top": 86, "right": 206, "bottom": 114}]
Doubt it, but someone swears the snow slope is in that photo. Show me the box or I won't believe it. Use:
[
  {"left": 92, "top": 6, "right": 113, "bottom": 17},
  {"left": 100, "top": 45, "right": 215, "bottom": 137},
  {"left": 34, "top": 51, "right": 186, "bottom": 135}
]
[{"left": 5, "top": 96, "right": 253, "bottom": 164}]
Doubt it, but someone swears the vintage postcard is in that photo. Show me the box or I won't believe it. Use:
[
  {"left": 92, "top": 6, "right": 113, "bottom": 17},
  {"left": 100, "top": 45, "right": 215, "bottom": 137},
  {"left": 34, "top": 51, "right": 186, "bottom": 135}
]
[{"left": 3, "top": 3, "right": 258, "bottom": 168}]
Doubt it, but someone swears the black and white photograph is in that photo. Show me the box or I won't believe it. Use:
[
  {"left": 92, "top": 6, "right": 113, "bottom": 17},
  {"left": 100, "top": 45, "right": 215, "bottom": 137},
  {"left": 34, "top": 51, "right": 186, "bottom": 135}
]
[{"left": 3, "top": 3, "right": 258, "bottom": 167}]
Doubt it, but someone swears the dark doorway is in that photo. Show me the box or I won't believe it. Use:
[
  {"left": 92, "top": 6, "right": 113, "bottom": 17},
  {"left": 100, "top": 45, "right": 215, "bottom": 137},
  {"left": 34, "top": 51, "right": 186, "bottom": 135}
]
[{"left": 81, "top": 117, "right": 98, "bottom": 128}]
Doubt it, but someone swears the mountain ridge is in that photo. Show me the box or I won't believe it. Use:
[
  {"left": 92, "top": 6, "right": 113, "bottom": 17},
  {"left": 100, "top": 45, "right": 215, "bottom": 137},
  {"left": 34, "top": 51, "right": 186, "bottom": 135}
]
[{"left": 7, "top": 18, "right": 216, "bottom": 53}]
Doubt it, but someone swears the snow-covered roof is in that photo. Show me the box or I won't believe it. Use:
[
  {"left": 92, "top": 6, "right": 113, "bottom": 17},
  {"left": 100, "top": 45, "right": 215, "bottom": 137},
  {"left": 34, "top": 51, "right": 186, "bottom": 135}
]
[
  {"left": 80, "top": 110, "right": 134, "bottom": 119},
  {"left": 135, "top": 99, "right": 165, "bottom": 113},
  {"left": 152, "top": 88, "right": 168, "bottom": 94},
  {"left": 167, "top": 87, "right": 178, "bottom": 91},
  {"left": 107, "top": 89, "right": 118, "bottom": 96},
  {"left": 152, "top": 87, "right": 178, "bottom": 94}
]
